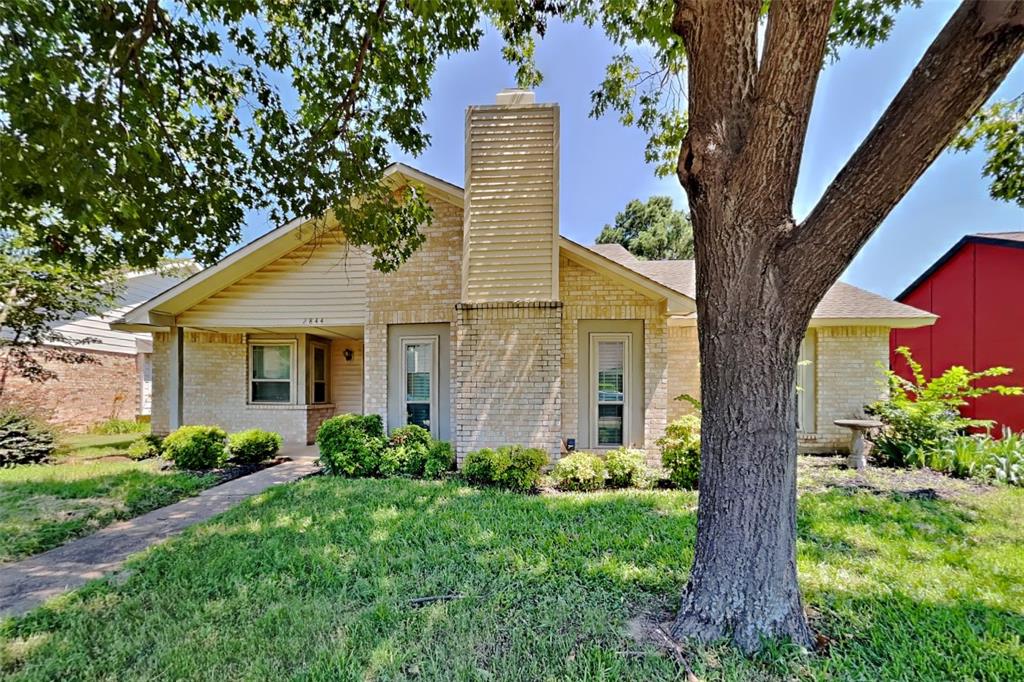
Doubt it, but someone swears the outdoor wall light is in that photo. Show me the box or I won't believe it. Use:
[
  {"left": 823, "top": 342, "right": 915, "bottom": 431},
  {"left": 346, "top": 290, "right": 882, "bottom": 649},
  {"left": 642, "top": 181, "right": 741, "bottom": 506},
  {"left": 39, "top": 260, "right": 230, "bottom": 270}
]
[{"left": 343, "top": 348, "right": 354, "bottom": 361}]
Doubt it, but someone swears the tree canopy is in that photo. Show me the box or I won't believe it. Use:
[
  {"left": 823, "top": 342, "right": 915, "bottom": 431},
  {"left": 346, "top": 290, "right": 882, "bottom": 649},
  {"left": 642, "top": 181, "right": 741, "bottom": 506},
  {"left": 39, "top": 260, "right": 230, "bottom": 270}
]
[{"left": 596, "top": 196, "right": 694, "bottom": 260}]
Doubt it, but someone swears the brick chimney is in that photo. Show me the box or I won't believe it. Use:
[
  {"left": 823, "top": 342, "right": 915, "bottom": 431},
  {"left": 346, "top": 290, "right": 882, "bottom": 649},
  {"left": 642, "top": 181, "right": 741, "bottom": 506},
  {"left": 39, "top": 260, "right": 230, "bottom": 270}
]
[{"left": 454, "top": 90, "right": 563, "bottom": 462}]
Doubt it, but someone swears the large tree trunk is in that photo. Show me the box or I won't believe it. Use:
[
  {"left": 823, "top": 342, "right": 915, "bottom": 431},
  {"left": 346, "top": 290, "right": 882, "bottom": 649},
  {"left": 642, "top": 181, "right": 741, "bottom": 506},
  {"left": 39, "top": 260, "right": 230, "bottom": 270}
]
[
  {"left": 667, "top": 0, "right": 1024, "bottom": 653},
  {"left": 671, "top": 266, "right": 813, "bottom": 652}
]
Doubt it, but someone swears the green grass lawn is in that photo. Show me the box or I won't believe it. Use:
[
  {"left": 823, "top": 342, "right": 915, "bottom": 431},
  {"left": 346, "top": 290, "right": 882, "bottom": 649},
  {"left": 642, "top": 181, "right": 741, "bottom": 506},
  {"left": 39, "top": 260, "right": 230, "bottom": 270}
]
[
  {"left": 0, "top": 433, "right": 217, "bottom": 563},
  {"left": 1, "top": 459, "right": 1022, "bottom": 680}
]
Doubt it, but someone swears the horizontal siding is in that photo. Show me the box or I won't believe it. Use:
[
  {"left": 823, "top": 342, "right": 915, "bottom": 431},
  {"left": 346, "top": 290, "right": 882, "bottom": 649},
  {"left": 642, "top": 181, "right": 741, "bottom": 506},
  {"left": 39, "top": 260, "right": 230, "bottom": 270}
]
[
  {"left": 177, "top": 234, "right": 368, "bottom": 328},
  {"left": 47, "top": 272, "right": 185, "bottom": 355},
  {"left": 464, "top": 104, "right": 558, "bottom": 302}
]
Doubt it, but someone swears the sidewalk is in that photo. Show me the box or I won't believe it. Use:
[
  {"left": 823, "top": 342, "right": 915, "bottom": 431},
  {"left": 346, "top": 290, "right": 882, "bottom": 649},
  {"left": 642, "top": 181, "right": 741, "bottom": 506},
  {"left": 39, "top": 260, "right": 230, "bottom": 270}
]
[{"left": 0, "top": 444, "right": 319, "bottom": 618}]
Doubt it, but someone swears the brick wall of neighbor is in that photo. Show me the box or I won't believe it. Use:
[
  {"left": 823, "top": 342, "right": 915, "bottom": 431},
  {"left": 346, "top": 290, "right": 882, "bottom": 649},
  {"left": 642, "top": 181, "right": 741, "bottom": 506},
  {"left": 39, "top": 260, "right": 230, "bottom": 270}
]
[
  {"left": 454, "top": 302, "right": 562, "bottom": 461},
  {"left": 667, "top": 326, "right": 701, "bottom": 423},
  {"left": 0, "top": 347, "right": 140, "bottom": 432},
  {"left": 803, "top": 325, "right": 890, "bottom": 452},
  {"left": 364, "top": 196, "right": 463, "bottom": 435},
  {"left": 560, "top": 256, "right": 668, "bottom": 465}
]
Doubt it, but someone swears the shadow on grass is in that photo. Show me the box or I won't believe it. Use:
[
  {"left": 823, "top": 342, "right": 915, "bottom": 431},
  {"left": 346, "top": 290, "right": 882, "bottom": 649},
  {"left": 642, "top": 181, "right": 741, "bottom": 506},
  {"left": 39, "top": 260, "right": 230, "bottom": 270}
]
[{"left": 2, "top": 478, "right": 1021, "bottom": 681}]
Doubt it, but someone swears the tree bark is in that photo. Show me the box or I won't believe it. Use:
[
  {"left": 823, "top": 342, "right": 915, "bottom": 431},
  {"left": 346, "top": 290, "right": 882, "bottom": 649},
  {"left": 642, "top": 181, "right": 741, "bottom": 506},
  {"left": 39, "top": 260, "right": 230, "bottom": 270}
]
[
  {"left": 671, "top": 269, "right": 812, "bottom": 653},
  {"left": 668, "top": 0, "right": 1024, "bottom": 653}
]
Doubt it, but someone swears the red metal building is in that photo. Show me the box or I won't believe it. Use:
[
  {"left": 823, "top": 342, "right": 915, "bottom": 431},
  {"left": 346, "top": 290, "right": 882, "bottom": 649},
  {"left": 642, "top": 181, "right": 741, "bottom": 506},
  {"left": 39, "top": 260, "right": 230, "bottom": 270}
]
[{"left": 891, "top": 232, "right": 1024, "bottom": 434}]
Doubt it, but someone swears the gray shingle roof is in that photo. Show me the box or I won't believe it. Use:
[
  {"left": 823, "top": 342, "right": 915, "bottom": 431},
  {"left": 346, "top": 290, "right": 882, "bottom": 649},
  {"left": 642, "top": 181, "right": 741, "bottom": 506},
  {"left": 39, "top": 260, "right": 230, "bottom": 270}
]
[{"left": 584, "top": 246, "right": 934, "bottom": 321}]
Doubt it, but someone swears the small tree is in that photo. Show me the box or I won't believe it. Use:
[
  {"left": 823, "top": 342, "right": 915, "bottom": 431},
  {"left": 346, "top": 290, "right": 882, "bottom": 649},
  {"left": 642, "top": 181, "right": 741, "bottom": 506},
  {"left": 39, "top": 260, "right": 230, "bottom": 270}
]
[
  {"left": 868, "top": 346, "right": 1023, "bottom": 466},
  {"left": 0, "top": 248, "right": 119, "bottom": 400},
  {"left": 596, "top": 196, "right": 694, "bottom": 259}
]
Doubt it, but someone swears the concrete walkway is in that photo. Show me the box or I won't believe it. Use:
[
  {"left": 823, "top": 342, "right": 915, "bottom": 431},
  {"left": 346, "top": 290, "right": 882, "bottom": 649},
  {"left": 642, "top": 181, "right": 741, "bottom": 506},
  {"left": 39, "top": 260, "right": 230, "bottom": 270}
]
[{"left": 0, "top": 444, "right": 319, "bottom": 618}]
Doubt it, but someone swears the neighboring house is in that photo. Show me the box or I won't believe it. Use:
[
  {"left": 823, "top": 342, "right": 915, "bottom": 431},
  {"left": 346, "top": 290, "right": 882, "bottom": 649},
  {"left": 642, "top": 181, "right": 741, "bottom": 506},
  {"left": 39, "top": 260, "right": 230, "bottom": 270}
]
[
  {"left": 2, "top": 269, "right": 189, "bottom": 432},
  {"left": 892, "top": 232, "right": 1024, "bottom": 434},
  {"left": 115, "top": 90, "right": 935, "bottom": 463}
]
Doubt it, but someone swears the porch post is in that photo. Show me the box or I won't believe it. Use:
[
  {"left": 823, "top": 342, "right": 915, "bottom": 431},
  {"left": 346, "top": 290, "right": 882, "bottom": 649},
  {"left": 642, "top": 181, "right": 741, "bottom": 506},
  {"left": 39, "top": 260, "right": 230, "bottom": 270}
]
[{"left": 169, "top": 325, "right": 184, "bottom": 430}]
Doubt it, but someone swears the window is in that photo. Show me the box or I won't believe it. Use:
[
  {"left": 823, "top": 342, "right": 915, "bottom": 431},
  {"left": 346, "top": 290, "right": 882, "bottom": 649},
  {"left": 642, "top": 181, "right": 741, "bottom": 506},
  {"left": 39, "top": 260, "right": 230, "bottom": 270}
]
[
  {"left": 310, "top": 342, "right": 329, "bottom": 404},
  {"left": 249, "top": 341, "right": 295, "bottom": 403},
  {"left": 796, "top": 332, "right": 816, "bottom": 433},
  {"left": 402, "top": 337, "right": 437, "bottom": 434},
  {"left": 591, "top": 334, "right": 630, "bottom": 447}
]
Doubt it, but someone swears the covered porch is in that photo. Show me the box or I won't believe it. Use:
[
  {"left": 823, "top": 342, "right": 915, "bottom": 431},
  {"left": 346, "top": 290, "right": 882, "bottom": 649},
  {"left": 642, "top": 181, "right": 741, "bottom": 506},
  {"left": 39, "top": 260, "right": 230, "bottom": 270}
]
[{"left": 150, "top": 325, "right": 365, "bottom": 444}]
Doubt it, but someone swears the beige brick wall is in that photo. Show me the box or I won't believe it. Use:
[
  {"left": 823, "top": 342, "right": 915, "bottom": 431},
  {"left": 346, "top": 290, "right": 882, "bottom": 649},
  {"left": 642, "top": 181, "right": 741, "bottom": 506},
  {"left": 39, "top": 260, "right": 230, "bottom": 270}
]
[
  {"left": 363, "top": 197, "right": 462, "bottom": 436},
  {"left": 663, "top": 324, "right": 891, "bottom": 453},
  {"left": 667, "top": 326, "right": 700, "bottom": 423},
  {"left": 802, "top": 325, "right": 890, "bottom": 452},
  {"left": 454, "top": 302, "right": 562, "bottom": 461},
  {"left": 560, "top": 256, "right": 668, "bottom": 465},
  {"left": 151, "top": 332, "right": 171, "bottom": 435}
]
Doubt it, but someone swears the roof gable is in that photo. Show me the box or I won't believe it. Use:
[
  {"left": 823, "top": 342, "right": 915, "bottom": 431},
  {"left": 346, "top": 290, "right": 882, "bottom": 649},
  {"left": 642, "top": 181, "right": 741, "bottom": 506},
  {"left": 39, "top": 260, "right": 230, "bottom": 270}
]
[{"left": 897, "top": 232, "right": 1024, "bottom": 300}]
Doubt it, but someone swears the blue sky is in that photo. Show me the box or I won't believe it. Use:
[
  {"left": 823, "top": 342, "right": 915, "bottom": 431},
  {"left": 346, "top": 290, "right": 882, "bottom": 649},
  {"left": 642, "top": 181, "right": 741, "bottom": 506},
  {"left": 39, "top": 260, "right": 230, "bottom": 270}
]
[{"left": 242, "top": 3, "right": 1024, "bottom": 299}]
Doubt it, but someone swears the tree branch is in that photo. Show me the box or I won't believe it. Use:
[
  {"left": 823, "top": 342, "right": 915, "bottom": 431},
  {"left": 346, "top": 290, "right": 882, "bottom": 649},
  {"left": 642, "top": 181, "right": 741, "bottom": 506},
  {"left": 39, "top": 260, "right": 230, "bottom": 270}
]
[
  {"left": 736, "top": 0, "right": 835, "bottom": 216},
  {"left": 781, "top": 0, "right": 1024, "bottom": 301}
]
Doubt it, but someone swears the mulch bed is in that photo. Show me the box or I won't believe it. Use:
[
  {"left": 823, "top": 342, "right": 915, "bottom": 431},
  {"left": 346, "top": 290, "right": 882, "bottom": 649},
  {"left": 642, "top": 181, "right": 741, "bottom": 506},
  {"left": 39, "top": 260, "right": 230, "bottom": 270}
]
[{"left": 797, "top": 453, "right": 994, "bottom": 502}]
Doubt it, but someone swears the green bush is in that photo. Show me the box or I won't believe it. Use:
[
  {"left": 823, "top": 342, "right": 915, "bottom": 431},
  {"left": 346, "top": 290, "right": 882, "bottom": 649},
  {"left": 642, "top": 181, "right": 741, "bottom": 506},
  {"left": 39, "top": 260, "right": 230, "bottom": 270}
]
[
  {"left": 867, "top": 346, "right": 1022, "bottom": 467},
  {"left": 552, "top": 451, "right": 605, "bottom": 491},
  {"left": 603, "top": 447, "right": 647, "bottom": 488},
  {"left": 0, "top": 409, "right": 56, "bottom": 467},
  {"left": 162, "top": 425, "right": 228, "bottom": 470},
  {"left": 659, "top": 415, "right": 701, "bottom": 489},
  {"left": 423, "top": 440, "right": 456, "bottom": 479},
  {"left": 228, "top": 429, "right": 283, "bottom": 464},
  {"left": 462, "top": 448, "right": 496, "bottom": 485},
  {"left": 316, "top": 414, "right": 384, "bottom": 477},
  {"left": 126, "top": 434, "right": 164, "bottom": 460},
  {"left": 379, "top": 424, "right": 433, "bottom": 477},
  {"left": 983, "top": 429, "right": 1024, "bottom": 486},
  {"left": 90, "top": 418, "right": 147, "bottom": 435},
  {"left": 491, "top": 445, "right": 548, "bottom": 493}
]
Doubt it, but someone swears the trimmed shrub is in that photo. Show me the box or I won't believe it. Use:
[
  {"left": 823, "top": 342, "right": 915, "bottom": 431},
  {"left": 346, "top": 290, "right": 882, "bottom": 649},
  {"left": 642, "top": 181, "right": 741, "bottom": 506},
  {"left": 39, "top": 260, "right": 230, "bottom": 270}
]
[
  {"left": 126, "top": 434, "right": 164, "bottom": 460},
  {"left": 423, "top": 440, "right": 456, "bottom": 480},
  {"left": 0, "top": 409, "right": 56, "bottom": 467},
  {"left": 603, "top": 447, "right": 647, "bottom": 488},
  {"left": 552, "top": 451, "right": 605, "bottom": 492},
  {"left": 380, "top": 425, "right": 433, "bottom": 477},
  {"left": 316, "top": 413, "right": 385, "bottom": 477},
  {"left": 228, "top": 429, "right": 283, "bottom": 464},
  {"left": 491, "top": 445, "right": 548, "bottom": 493},
  {"left": 90, "top": 418, "right": 147, "bottom": 435},
  {"left": 659, "top": 415, "right": 701, "bottom": 489},
  {"left": 162, "top": 425, "right": 228, "bottom": 470},
  {"left": 462, "top": 448, "right": 496, "bottom": 485}
]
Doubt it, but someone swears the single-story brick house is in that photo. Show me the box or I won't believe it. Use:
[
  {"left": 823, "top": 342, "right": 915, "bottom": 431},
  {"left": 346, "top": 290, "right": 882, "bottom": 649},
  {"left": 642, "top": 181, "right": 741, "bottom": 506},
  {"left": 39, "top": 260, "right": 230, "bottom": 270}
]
[
  {"left": 114, "top": 90, "right": 935, "bottom": 463},
  {"left": 3, "top": 268, "right": 189, "bottom": 432}
]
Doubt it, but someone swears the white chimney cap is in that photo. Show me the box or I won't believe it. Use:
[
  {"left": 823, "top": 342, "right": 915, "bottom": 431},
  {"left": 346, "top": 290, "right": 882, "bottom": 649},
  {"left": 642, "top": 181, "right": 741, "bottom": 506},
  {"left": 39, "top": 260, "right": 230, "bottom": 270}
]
[{"left": 495, "top": 88, "right": 535, "bottom": 105}]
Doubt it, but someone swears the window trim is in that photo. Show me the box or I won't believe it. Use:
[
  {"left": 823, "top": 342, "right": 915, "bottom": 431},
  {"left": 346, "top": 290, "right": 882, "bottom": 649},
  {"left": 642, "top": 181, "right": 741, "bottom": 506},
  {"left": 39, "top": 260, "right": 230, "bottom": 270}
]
[
  {"left": 309, "top": 340, "right": 330, "bottom": 405},
  {"left": 590, "top": 332, "right": 631, "bottom": 448},
  {"left": 401, "top": 335, "right": 439, "bottom": 436},
  {"left": 248, "top": 340, "right": 297, "bottom": 405}
]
